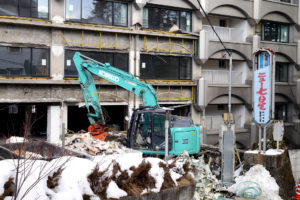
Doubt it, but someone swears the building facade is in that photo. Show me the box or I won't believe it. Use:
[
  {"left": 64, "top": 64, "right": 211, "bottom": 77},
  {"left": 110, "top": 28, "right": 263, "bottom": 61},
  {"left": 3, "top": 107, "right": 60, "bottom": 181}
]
[{"left": 0, "top": 0, "right": 299, "bottom": 149}]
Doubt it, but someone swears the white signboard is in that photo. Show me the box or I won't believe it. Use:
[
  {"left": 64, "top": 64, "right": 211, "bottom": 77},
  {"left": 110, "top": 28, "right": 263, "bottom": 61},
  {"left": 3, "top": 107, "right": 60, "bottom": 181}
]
[
  {"left": 273, "top": 121, "right": 284, "bottom": 141},
  {"left": 253, "top": 51, "right": 272, "bottom": 125}
]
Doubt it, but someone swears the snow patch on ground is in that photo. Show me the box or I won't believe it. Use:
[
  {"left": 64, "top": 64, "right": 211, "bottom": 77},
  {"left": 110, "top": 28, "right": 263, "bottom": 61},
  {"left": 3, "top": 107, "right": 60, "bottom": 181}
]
[
  {"left": 229, "top": 164, "right": 282, "bottom": 200},
  {"left": 6, "top": 137, "right": 28, "bottom": 144},
  {"left": 245, "top": 149, "right": 284, "bottom": 155},
  {"left": 106, "top": 181, "right": 127, "bottom": 199},
  {"left": 0, "top": 135, "right": 190, "bottom": 200}
]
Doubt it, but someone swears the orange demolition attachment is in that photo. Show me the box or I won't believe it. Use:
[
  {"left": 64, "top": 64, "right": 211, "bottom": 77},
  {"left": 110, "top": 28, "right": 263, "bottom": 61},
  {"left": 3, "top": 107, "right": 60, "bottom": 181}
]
[{"left": 88, "top": 123, "right": 107, "bottom": 141}]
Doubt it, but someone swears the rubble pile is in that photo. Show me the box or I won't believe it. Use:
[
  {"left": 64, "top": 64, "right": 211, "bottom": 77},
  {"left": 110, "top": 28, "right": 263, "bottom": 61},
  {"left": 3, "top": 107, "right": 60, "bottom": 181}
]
[
  {"left": 173, "top": 151, "right": 234, "bottom": 200},
  {"left": 64, "top": 132, "right": 130, "bottom": 156}
]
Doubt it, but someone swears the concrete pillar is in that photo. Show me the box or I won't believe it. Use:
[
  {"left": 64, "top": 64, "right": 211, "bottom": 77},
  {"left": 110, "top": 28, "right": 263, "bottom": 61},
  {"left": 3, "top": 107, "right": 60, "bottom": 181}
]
[
  {"left": 199, "top": 30, "right": 208, "bottom": 64},
  {"left": 253, "top": 0, "right": 261, "bottom": 23},
  {"left": 132, "top": 1, "right": 143, "bottom": 26},
  {"left": 297, "top": 40, "right": 300, "bottom": 66},
  {"left": 298, "top": 4, "right": 300, "bottom": 26},
  {"left": 50, "top": 30, "right": 65, "bottom": 80},
  {"left": 50, "top": 0, "right": 65, "bottom": 23},
  {"left": 62, "top": 103, "right": 68, "bottom": 132},
  {"left": 47, "top": 105, "right": 65, "bottom": 144},
  {"left": 297, "top": 79, "right": 300, "bottom": 105},
  {"left": 252, "top": 34, "right": 260, "bottom": 53},
  {"left": 191, "top": 105, "right": 202, "bottom": 144},
  {"left": 128, "top": 49, "right": 135, "bottom": 122}
]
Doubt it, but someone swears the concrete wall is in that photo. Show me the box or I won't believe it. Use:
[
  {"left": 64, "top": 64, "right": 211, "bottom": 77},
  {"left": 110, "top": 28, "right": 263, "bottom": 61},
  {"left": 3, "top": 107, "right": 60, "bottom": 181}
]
[{"left": 288, "top": 149, "right": 300, "bottom": 182}]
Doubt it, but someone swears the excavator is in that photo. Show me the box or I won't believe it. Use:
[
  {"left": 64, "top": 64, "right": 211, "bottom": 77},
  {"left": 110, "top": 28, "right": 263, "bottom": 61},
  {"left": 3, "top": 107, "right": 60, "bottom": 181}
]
[{"left": 73, "top": 52, "right": 200, "bottom": 155}]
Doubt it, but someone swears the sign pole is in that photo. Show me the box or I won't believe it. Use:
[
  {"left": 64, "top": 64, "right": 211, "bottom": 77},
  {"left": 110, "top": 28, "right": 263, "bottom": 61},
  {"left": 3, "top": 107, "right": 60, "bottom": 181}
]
[
  {"left": 228, "top": 52, "right": 232, "bottom": 127},
  {"left": 258, "top": 127, "right": 261, "bottom": 152},
  {"left": 165, "top": 110, "right": 169, "bottom": 160},
  {"left": 263, "top": 126, "right": 266, "bottom": 152}
]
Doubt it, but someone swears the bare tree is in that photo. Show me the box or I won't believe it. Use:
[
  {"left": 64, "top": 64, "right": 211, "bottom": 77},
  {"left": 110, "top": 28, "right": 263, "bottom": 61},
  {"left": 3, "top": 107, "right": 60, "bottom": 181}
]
[{"left": 1, "top": 111, "right": 71, "bottom": 200}]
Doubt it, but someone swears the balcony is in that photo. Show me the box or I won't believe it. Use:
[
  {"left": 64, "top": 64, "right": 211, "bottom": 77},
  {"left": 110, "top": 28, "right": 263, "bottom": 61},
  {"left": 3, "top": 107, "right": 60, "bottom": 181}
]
[
  {"left": 202, "top": 70, "right": 243, "bottom": 85},
  {"left": 206, "top": 115, "right": 243, "bottom": 130},
  {"left": 206, "top": 116, "right": 223, "bottom": 130},
  {"left": 202, "top": 25, "right": 246, "bottom": 42},
  {"left": 269, "top": 0, "right": 299, "bottom": 5}
]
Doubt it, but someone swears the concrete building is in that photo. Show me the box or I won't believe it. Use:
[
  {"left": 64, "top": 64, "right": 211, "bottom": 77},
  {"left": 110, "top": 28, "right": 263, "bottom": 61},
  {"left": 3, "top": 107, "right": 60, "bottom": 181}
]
[{"left": 0, "top": 0, "right": 299, "bottom": 150}]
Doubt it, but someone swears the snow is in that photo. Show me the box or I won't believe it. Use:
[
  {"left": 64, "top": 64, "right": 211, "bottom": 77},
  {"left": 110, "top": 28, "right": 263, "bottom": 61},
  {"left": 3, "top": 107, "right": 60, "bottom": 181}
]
[
  {"left": 229, "top": 164, "right": 282, "bottom": 200},
  {"left": 0, "top": 135, "right": 189, "bottom": 199},
  {"left": 170, "top": 170, "right": 182, "bottom": 186},
  {"left": 6, "top": 136, "right": 28, "bottom": 144},
  {"left": 106, "top": 181, "right": 127, "bottom": 199},
  {"left": 145, "top": 157, "right": 165, "bottom": 193},
  {"left": 234, "top": 164, "right": 243, "bottom": 177},
  {"left": 245, "top": 149, "right": 284, "bottom": 155}
]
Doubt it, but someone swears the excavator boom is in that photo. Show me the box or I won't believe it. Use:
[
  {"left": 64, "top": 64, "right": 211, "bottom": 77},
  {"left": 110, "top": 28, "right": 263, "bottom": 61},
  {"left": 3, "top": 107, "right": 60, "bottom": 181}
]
[{"left": 73, "top": 52, "right": 159, "bottom": 140}]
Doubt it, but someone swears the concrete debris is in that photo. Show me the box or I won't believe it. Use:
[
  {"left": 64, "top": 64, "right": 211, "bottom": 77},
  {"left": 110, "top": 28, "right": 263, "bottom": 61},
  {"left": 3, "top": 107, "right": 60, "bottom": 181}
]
[
  {"left": 65, "top": 132, "right": 131, "bottom": 156},
  {"left": 172, "top": 151, "right": 234, "bottom": 200}
]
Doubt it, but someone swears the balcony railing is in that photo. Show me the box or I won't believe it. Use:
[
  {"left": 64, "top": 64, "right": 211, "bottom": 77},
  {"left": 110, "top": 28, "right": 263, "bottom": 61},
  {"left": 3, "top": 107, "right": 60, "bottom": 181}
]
[
  {"left": 206, "top": 116, "right": 224, "bottom": 130},
  {"left": 270, "top": 0, "right": 299, "bottom": 5},
  {"left": 202, "top": 70, "right": 243, "bottom": 84},
  {"left": 202, "top": 25, "right": 246, "bottom": 42},
  {"left": 206, "top": 115, "right": 243, "bottom": 130}
]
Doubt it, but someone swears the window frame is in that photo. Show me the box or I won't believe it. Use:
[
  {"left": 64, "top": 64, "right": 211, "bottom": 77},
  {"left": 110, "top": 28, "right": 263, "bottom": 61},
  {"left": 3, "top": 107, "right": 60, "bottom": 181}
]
[
  {"left": 143, "top": 5, "right": 192, "bottom": 32},
  {"left": 275, "top": 103, "right": 288, "bottom": 122},
  {"left": 275, "top": 62, "right": 289, "bottom": 82},
  {"left": 0, "top": 0, "right": 49, "bottom": 19},
  {"left": 64, "top": 49, "right": 129, "bottom": 78},
  {"left": 261, "top": 21, "right": 289, "bottom": 43},
  {"left": 0, "top": 46, "right": 50, "bottom": 77},
  {"left": 139, "top": 54, "right": 192, "bottom": 80},
  {"left": 65, "top": 0, "right": 128, "bottom": 27}
]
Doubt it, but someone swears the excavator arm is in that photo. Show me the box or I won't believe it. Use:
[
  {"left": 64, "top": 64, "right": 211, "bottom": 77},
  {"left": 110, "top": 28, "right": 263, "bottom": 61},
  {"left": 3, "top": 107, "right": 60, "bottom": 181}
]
[{"left": 73, "top": 52, "right": 159, "bottom": 140}]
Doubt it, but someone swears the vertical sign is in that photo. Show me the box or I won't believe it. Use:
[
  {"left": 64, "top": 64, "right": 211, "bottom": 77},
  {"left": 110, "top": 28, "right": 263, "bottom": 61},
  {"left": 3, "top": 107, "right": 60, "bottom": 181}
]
[{"left": 253, "top": 51, "right": 272, "bottom": 125}]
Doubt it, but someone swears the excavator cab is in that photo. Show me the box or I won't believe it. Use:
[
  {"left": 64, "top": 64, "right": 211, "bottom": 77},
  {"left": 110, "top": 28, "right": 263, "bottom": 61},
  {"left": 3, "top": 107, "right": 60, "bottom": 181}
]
[
  {"left": 128, "top": 108, "right": 172, "bottom": 152},
  {"left": 128, "top": 107, "right": 200, "bottom": 156}
]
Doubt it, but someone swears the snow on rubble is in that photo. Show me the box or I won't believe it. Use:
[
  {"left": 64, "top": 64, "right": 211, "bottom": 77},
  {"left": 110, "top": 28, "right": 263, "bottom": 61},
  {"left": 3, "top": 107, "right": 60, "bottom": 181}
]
[
  {"left": 229, "top": 164, "right": 282, "bottom": 200},
  {"left": 0, "top": 134, "right": 194, "bottom": 200}
]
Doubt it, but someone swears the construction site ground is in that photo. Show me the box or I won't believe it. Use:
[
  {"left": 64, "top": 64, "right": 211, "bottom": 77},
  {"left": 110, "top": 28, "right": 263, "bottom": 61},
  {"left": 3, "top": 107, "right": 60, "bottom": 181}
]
[{"left": 0, "top": 132, "right": 294, "bottom": 200}]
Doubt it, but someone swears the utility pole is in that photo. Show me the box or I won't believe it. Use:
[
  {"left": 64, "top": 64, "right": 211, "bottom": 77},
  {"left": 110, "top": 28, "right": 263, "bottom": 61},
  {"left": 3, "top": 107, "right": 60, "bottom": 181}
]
[{"left": 221, "top": 52, "right": 235, "bottom": 186}]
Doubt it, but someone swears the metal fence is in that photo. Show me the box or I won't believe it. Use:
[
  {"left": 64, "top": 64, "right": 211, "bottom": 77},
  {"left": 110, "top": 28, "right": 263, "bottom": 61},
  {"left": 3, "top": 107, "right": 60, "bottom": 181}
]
[
  {"left": 202, "top": 25, "right": 245, "bottom": 42},
  {"left": 202, "top": 70, "right": 243, "bottom": 84}
]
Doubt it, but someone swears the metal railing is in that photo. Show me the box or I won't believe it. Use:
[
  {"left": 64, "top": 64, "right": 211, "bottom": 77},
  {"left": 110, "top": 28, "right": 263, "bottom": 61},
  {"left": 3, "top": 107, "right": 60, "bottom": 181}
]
[
  {"left": 206, "top": 116, "right": 224, "bottom": 130},
  {"left": 270, "top": 0, "right": 299, "bottom": 5},
  {"left": 202, "top": 25, "right": 246, "bottom": 42},
  {"left": 206, "top": 115, "right": 243, "bottom": 130},
  {"left": 202, "top": 70, "right": 243, "bottom": 84}
]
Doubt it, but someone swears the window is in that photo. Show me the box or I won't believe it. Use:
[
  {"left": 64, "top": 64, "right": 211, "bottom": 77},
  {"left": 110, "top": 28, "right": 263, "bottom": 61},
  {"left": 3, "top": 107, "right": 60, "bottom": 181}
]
[
  {"left": 219, "top": 19, "right": 227, "bottom": 27},
  {"left": 275, "top": 104, "right": 287, "bottom": 122},
  {"left": 219, "top": 60, "right": 226, "bottom": 68},
  {"left": 66, "top": 0, "right": 128, "bottom": 27},
  {"left": 140, "top": 54, "right": 191, "bottom": 80},
  {"left": 143, "top": 6, "right": 191, "bottom": 32},
  {"left": 64, "top": 50, "right": 129, "bottom": 77},
  {"left": 0, "top": 0, "right": 49, "bottom": 19},
  {"left": 275, "top": 62, "right": 289, "bottom": 82},
  {"left": 0, "top": 47, "right": 49, "bottom": 77},
  {"left": 261, "top": 21, "right": 289, "bottom": 43},
  {"left": 279, "top": 0, "right": 291, "bottom": 3}
]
